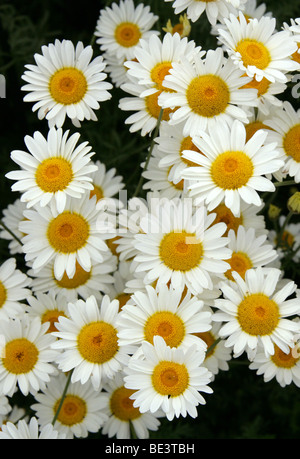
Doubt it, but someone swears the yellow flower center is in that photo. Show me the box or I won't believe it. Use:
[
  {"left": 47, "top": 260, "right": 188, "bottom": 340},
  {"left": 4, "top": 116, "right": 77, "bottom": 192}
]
[
  {"left": 210, "top": 150, "right": 254, "bottom": 189},
  {"left": 0, "top": 282, "right": 7, "bottom": 308},
  {"left": 145, "top": 90, "right": 177, "bottom": 120},
  {"left": 47, "top": 212, "right": 89, "bottom": 253},
  {"left": 283, "top": 124, "right": 300, "bottom": 162},
  {"left": 210, "top": 203, "right": 243, "bottom": 236},
  {"left": 49, "top": 68, "right": 87, "bottom": 105},
  {"left": 107, "top": 236, "right": 121, "bottom": 257},
  {"left": 276, "top": 230, "right": 295, "bottom": 249},
  {"left": 90, "top": 185, "right": 104, "bottom": 201},
  {"left": 194, "top": 331, "right": 215, "bottom": 358},
  {"left": 150, "top": 62, "right": 173, "bottom": 92},
  {"left": 77, "top": 321, "right": 119, "bottom": 363},
  {"left": 114, "top": 22, "right": 141, "bottom": 48},
  {"left": 144, "top": 311, "right": 185, "bottom": 347},
  {"left": 271, "top": 344, "right": 300, "bottom": 368},
  {"left": 237, "top": 293, "right": 279, "bottom": 336},
  {"left": 186, "top": 74, "right": 230, "bottom": 117},
  {"left": 245, "top": 121, "right": 272, "bottom": 142},
  {"left": 41, "top": 310, "right": 66, "bottom": 333},
  {"left": 225, "top": 251, "right": 253, "bottom": 281},
  {"left": 54, "top": 395, "right": 87, "bottom": 426},
  {"left": 236, "top": 39, "right": 271, "bottom": 70},
  {"left": 159, "top": 231, "right": 203, "bottom": 271},
  {"left": 35, "top": 157, "right": 73, "bottom": 193},
  {"left": 180, "top": 136, "right": 203, "bottom": 167},
  {"left": 152, "top": 360, "right": 189, "bottom": 396},
  {"left": 110, "top": 386, "right": 141, "bottom": 421},
  {"left": 55, "top": 261, "right": 91, "bottom": 289},
  {"left": 3, "top": 338, "right": 39, "bottom": 374},
  {"left": 291, "top": 44, "right": 300, "bottom": 64},
  {"left": 241, "top": 75, "right": 271, "bottom": 98}
]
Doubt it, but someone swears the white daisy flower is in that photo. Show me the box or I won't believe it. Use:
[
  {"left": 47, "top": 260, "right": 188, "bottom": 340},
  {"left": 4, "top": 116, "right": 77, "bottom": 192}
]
[
  {"left": 158, "top": 48, "right": 258, "bottom": 138},
  {"left": 283, "top": 18, "right": 300, "bottom": 66},
  {"left": 28, "top": 254, "right": 117, "bottom": 302},
  {"left": 103, "top": 53, "right": 131, "bottom": 88},
  {"left": 25, "top": 290, "right": 69, "bottom": 334},
  {"left": 19, "top": 194, "right": 115, "bottom": 281},
  {"left": 181, "top": 119, "right": 284, "bottom": 216},
  {"left": 0, "top": 199, "right": 26, "bottom": 255},
  {"left": 101, "top": 371, "right": 162, "bottom": 439},
  {"left": 213, "top": 267, "right": 300, "bottom": 359},
  {"left": 21, "top": 39, "right": 112, "bottom": 128},
  {"left": 124, "top": 335, "right": 213, "bottom": 421},
  {"left": 51, "top": 295, "right": 134, "bottom": 390},
  {"left": 6, "top": 127, "right": 98, "bottom": 213},
  {"left": 95, "top": 0, "right": 159, "bottom": 61},
  {"left": 124, "top": 32, "right": 204, "bottom": 98},
  {"left": 223, "top": 225, "right": 278, "bottom": 282},
  {"left": 0, "top": 315, "right": 59, "bottom": 397},
  {"left": 31, "top": 373, "right": 108, "bottom": 439},
  {"left": 0, "top": 258, "right": 32, "bottom": 320},
  {"left": 132, "top": 197, "right": 231, "bottom": 295},
  {"left": 117, "top": 284, "right": 212, "bottom": 352},
  {"left": 249, "top": 326, "right": 300, "bottom": 388},
  {"left": 105, "top": 261, "right": 135, "bottom": 311},
  {"left": 217, "top": 12, "right": 299, "bottom": 83},
  {"left": 164, "top": 0, "right": 241, "bottom": 25},
  {"left": 264, "top": 101, "right": 300, "bottom": 183},
  {"left": 89, "top": 160, "right": 125, "bottom": 203},
  {"left": 0, "top": 417, "right": 66, "bottom": 440}
]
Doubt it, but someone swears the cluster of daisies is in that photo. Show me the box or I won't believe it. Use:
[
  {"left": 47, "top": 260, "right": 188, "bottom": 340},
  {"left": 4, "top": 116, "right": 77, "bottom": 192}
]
[{"left": 0, "top": 0, "right": 300, "bottom": 440}]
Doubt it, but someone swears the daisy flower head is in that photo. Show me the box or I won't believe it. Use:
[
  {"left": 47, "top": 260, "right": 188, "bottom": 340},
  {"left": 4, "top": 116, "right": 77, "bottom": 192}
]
[
  {"left": 89, "top": 160, "right": 125, "bottom": 204},
  {"left": 0, "top": 258, "right": 32, "bottom": 320},
  {"left": 117, "top": 284, "right": 212, "bottom": 352},
  {"left": 21, "top": 39, "right": 112, "bottom": 128},
  {"left": 283, "top": 18, "right": 300, "bottom": 66},
  {"left": 223, "top": 225, "right": 278, "bottom": 283},
  {"left": 25, "top": 290, "right": 69, "bottom": 334},
  {"left": 19, "top": 193, "right": 115, "bottom": 281},
  {"left": 213, "top": 267, "right": 300, "bottom": 359},
  {"left": 6, "top": 127, "right": 98, "bottom": 213},
  {"left": 217, "top": 12, "right": 300, "bottom": 83},
  {"left": 158, "top": 47, "right": 258, "bottom": 138},
  {"left": 52, "top": 295, "right": 134, "bottom": 390},
  {"left": 124, "top": 32, "right": 204, "bottom": 98},
  {"left": 28, "top": 253, "right": 117, "bottom": 302},
  {"left": 162, "top": 14, "right": 191, "bottom": 38},
  {"left": 264, "top": 101, "right": 300, "bottom": 183},
  {"left": 124, "top": 335, "right": 213, "bottom": 421},
  {"left": 31, "top": 373, "right": 108, "bottom": 439},
  {"left": 181, "top": 118, "right": 284, "bottom": 216},
  {"left": 0, "top": 199, "right": 27, "bottom": 255},
  {"left": 249, "top": 324, "right": 300, "bottom": 388},
  {"left": 101, "top": 371, "right": 162, "bottom": 439},
  {"left": 0, "top": 417, "right": 67, "bottom": 440},
  {"left": 0, "top": 315, "right": 59, "bottom": 397},
  {"left": 133, "top": 196, "right": 231, "bottom": 295},
  {"left": 95, "top": 0, "right": 159, "bottom": 61}
]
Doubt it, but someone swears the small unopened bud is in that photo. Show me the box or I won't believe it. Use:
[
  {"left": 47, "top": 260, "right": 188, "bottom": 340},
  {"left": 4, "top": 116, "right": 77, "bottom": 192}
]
[
  {"left": 162, "top": 14, "right": 191, "bottom": 38},
  {"left": 268, "top": 204, "right": 281, "bottom": 220},
  {"left": 287, "top": 191, "right": 300, "bottom": 214}
]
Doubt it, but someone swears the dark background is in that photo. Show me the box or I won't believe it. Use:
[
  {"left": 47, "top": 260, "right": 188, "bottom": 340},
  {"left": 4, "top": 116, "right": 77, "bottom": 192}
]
[{"left": 1, "top": 0, "right": 300, "bottom": 439}]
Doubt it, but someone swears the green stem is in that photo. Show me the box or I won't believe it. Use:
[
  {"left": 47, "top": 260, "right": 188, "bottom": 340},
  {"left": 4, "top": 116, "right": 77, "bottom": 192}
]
[
  {"left": 206, "top": 337, "right": 221, "bottom": 355},
  {"left": 51, "top": 370, "right": 73, "bottom": 426},
  {"left": 0, "top": 219, "right": 23, "bottom": 246},
  {"left": 131, "top": 108, "right": 164, "bottom": 198},
  {"left": 274, "top": 179, "right": 296, "bottom": 187},
  {"left": 275, "top": 210, "right": 294, "bottom": 249}
]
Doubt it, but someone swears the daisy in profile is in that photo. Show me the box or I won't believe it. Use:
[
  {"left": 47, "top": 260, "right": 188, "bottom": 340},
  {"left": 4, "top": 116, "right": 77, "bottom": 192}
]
[
  {"left": 101, "top": 371, "right": 162, "bottom": 439},
  {"left": 217, "top": 12, "right": 299, "bottom": 83},
  {"left": 19, "top": 193, "right": 115, "bottom": 281},
  {"left": 117, "top": 284, "right": 212, "bottom": 352},
  {"left": 21, "top": 39, "right": 112, "bottom": 128},
  {"left": 0, "top": 199, "right": 26, "bottom": 255},
  {"left": 181, "top": 119, "right": 284, "bottom": 216},
  {"left": 124, "top": 32, "right": 204, "bottom": 98},
  {"left": 28, "top": 254, "right": 117, "bottom": 302},
  {"left": 25, "top": 290, "right": 69, "bottom": 334},
  {"left": 159, "top": 48, "right": 258, "bottom": 137},
  {"left": 223, "top": 226, "right": 278, "bottom": 282},
  {"left": 0, "top": 258, "right": 32, "bottom": 320},
  {"left": 89, "top": 160, "right": 125, "bottom": 203},
  {"left": 0, "top": 315, "right": 59, "bottom": 397},
  {"left": 95, "top": 0, "right": 159, "bottom": 61},
  {"left": 52, "top": 295, "right": 134, "bottom": 390},
  {"left": 0, "top": 417, "right": 66, "bottom": 440},
  {"left": 6, "top": 127, "right": 98, "bottom": 213},
  {"left": 267, "top": 215, "right": 300, "bottom": 263},
  {"left": 124, "top": 335, "right": 213, "bottom": 421},
  {"left": 213, "top": 267, "right": 300, "bottom": 359},
  {"left": 133, "top": 197, "right": 231, "bottom": 295},
  {"left": 162, "top": 14, "right": 191, "bottom": 38},
  {"left": 31, "top": 373, "right": 108, "bottom": 439},
  {"left": 249, "top": 327, "right": 300, "bottom": 388},
  {"left": 264, "top": 101, "right": 300, "bottom": 182}
]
